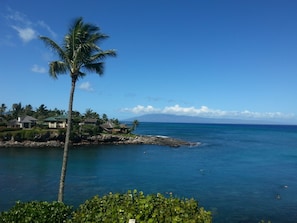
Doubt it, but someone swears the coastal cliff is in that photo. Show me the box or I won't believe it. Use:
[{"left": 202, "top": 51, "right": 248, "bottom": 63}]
[{"left": 0, "top": 134, "right": 197, "bottom": 148}]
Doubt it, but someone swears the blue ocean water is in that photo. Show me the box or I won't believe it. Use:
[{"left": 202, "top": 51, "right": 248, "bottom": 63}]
[{"left": 0, "top": 123, "right": 297, "bottom": 222}]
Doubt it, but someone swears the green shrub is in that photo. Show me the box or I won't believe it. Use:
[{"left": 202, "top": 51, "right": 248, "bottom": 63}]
[
  {"left": 0, "top": 201, "right": 73, "bottom": 223},
  {"left": 81, "top": 125, "right": 101, "bottom": 136},
  {"left": 0, "top": 191, "right": 211, "bottom": 223},
  {"left": 70, "top": 190, "right": 212, "bottom": 223},
  {"left": 0, "top": 123, "right": 7, "bottom": 128},
  {"left": 0, "top": 132, "right": 11, "bottom": 141},
  {"left": 12, "top": 131, "right": 23, "bottom": 142},
  {"left": 23, "top": 129, "right": 38, "bottom": 140}
]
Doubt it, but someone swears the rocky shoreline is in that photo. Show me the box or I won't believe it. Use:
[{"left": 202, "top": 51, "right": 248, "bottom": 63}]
[{"left": 0, "top": 134, "right": 198, "bottom": 148}]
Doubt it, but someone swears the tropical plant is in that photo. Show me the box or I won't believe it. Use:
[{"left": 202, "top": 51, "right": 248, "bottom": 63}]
[
  {"left": 0, "top": 191, "right": 211, "bottom": 223},
  {"left": 11, "top": 102, "right": 23, "bottom": 118},
  {"left": 24, "top": 104, "right": 33, "bottom": 116},
  {"left": 132, "top": 119, "right": 139, "bottom": 131},
  {"left": 35, "top": 104, "right": 49, "bottom": 120},
  {"left": 0, "top": 103, "right": 7, "bottom": 116},
  {"left": 0, "top": 201, "right": 73, "bottom": 223},
  {"left": 84, "top": 108, "right": 99, "bottom": 119},
  {"left": 102, "top": 113, "right": 109, "bottom": 122},
  {"left": 71, "top": 190, "right": 212, "bottom": 223},
  {"left": 39, "top": 17, "right": 116, "bottom": 202}
]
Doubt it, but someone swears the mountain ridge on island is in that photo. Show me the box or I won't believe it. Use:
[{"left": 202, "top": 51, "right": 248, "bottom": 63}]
[{"left": 124, "top": 113, "right": 289, "bottom": 125}]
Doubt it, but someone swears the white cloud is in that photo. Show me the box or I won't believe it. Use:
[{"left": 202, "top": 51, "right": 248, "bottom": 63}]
[
  {"left": 123, "top": 105, "right": 160, "bottom": 114},
  {"left": 122, "top": 104, "right": 295, "bottom": 120},
  {"left": 5, "top": 8, "right": 31, "bottom": 25},
  {"left": 162, "top": 105, "right": 229, "bottom": 117},
  {"left": 12, "top": 26, "right": 36, "bottom": 42},
  {"left": 31, "top": 64, "right": 46, "bottom": 73},
  {"left": 4, "top": 8, "right": 56, "bottom": 43},
  {"left": 79, "top": 82, "right": 94, "bottom": 92}
]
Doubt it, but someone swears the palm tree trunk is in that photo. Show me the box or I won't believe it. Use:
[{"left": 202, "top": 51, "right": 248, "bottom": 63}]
[{"left": 58, "top": 78, "right": 76, "bottom": 202}]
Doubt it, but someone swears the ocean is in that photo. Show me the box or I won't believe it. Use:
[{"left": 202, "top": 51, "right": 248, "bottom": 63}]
[{"left": 0, "top": 123, "right": 297, "bottom": 222}]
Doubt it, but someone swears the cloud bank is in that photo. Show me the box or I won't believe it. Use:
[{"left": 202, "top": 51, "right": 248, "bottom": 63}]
[{"left": 122, "top": 104, "right": 295, "bottom": 121}]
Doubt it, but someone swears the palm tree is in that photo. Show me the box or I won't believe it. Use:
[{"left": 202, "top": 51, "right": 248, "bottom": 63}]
[
  {"left": 132, "top": 119, "right": 139, "bottom": 131},
  {"left": 0, "top": 103, "right": 7, "bottom": 116},
  {"left": 24, "top": 104, "right": 33, "bottom": 116},
  {"left": 84, "top": 108, "right": 99, "bottom": 119},
  {"left": 12, "top": 102, "right": 23, "bottom": 118},
  {"left": 39, "top": 17, "right": 116, "bottom": 202}
]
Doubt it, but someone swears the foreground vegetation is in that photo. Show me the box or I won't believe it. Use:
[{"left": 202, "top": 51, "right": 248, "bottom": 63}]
[{"left": 0, "top": 190, "right": 212, "bottom": 223}]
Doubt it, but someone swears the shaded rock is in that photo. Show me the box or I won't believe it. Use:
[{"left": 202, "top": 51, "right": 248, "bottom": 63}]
[
  {"left": 0, "top": 134, "right": 197, "bottom": 148},
  {"left": 0, "top": 140, "right": 63, "bottom": 148}
]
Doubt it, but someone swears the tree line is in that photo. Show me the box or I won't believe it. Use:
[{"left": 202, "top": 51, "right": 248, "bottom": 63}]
[{"left": 0, "top": 102, "right": 118, "bottom": 124}]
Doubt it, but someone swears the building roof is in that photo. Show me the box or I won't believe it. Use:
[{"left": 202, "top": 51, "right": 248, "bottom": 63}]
[
  {"left": 44, "top": 115, "right": 67, "bottom": 122},
  {"left": 100, "top": 121, "right": 115, "bottom": 129},
  {"left": 20, "top": 116, "right": 37, "bottom": 123},
  {"left": 84, "top": 118, "right": 98, "bottom": 123},
  {"left": 100, "top": 121, "right": 128, "bottom": 129}
]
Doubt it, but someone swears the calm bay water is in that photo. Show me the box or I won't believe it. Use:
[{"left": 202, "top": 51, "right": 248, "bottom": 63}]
[{"left": 0, "top": 123, "right": 297, "bottom": 222}]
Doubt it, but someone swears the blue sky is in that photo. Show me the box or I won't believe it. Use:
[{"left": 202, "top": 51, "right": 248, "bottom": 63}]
[{"left": 1, "top": 0, "right": 297, "bottom": 124}]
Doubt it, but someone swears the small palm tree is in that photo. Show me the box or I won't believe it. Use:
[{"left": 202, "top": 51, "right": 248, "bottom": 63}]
[
  {"left": 39, "top": 17, "right": 116, "bottom": 202},
  {"left": 132, "top": 119, "right": 139, "bottom": 131},
  {"left": 0, "top": 103, "right": 7, "bottom": 116}
]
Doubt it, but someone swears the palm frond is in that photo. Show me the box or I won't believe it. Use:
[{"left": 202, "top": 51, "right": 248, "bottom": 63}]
[
  {"left": 90, "top": 50, "right": 117, "bottom": 62},
  {"left": 83, "top": 62, "right": 105, "bottom": 75},
  {"left": 40, "top": 17, "right": 116, "bottom": 80},
  {"left": 39, "top": 36, "right": 68, "bottom": 63},
  {"left": 49, "top": 61, "right": 68, "bottom": 78},
  {"left": 77, "top": 71, "right": 86, "bottom": 79}
]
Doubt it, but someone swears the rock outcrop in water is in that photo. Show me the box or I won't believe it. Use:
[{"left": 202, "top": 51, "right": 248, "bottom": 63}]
[{"left": 0, "top": 134, "right": 197, "bottom": 148}]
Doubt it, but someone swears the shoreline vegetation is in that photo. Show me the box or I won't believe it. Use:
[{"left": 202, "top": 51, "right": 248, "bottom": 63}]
[{"left": 0, "top": 133, "right": 198, "bottom": 148}]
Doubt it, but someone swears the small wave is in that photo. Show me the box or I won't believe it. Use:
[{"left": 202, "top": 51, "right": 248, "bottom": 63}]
[
  {"left": 155, "top": 135, "right": 169, "bottom": 138},
  {"left": 189, "top": 142, "right": 201, "bottom": 148},
  {"left": 145, "top": 134, "right": 169, "bottom": 138}
]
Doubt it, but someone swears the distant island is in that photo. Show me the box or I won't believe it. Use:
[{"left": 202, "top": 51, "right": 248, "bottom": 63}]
[{"left": 125, "top": 113, "right": 289, "bottom": 125}]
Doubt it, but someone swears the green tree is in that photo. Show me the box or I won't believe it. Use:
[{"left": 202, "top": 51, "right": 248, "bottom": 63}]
[
  {"left": 102, "top": 113, "right": 108, "bottom": 122},
  {"left": 0, "top": 103, "right": 7, "bottom": 116},
  {"left": 132, "top": 119, "right": 139, "bottom": 131},
  {"left": 24, "top": 104, "right": 33, "bottom": 116},
  {"left": 49, "top": 108, "right": 65, "bottom": 117},
  {"left": 11, "top": 102, "right": 23, "bottom": 118},
  {"left": 39, "top": 17, "right": 116, "bottom": 202},
  {"left": 84, "top": 108, "right": 99, "bottom": 119},
  {"left": 111, "top": 118, "right": 120, "bottom": 125},
  {"left": 36, "top": 104, "right": 48, "bottom": 120}
]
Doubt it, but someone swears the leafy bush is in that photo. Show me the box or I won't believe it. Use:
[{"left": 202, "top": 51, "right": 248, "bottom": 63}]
[
  {"left": 0, "top": 129, "right": 61, "bottom": 142},
  {"left": 8, "top": 130, "right": 38, "bottom": 142},
  {"left": 81, "top": 125, "right": 101, "bottom": 136},
  {"left": 23, "top": 129, "right": 40, "bottom": 141},
  {"left": 0, "top": 132, "right": 12, "bottom": 141},
  {"left": 12, "top": 131, "right": 23, "bottom": 142},
  {"left": 0, "top": 191, "right": 212, "bottom": 222},
  {"left": 0, "top": 201, "right": 73, "bottom": 223},
  {"left": 70, "top": 190, "right": 212, "bottom": 223}
]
